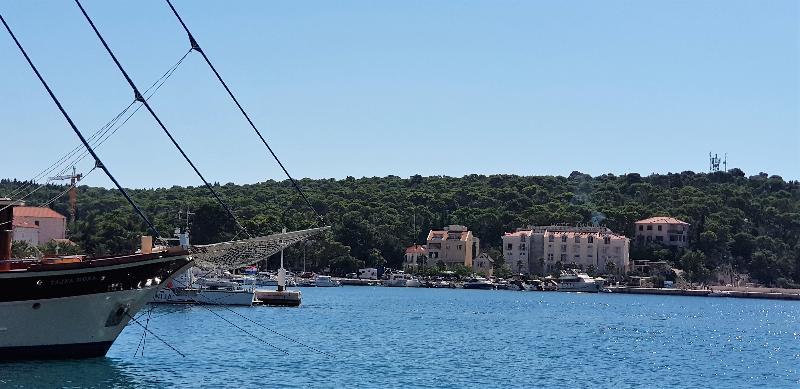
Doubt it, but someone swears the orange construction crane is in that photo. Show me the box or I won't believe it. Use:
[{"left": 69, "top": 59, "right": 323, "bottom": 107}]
[{"left": 49, "top": 166, "right": 82, "bottom": 225}]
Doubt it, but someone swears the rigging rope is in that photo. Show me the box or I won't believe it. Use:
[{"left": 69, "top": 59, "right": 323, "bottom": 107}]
[
  {"left": 75, "top": 0, "right": 251, "bottom": 239},
  {"left": 0, "top": 49, "right": 191, "bottom": 218},
  {"left": 0, "top": 12, "right": 162, "bottom": 238},
  {"left": 164, "top": 0, "right": 325, "bottom": 225}
]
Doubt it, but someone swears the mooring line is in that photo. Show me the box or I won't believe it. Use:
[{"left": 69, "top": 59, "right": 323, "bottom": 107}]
[
  {"left": 126, "top": 312, "right": 186, "bottom": 358},
  {"left": 198, "top": 305, "right": 289, "bottom": 355}
]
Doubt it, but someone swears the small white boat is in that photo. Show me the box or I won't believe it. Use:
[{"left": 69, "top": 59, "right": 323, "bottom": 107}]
[
  {"left": 152, "top": 268, "right": 255, "bottom": 306},
  {"left": 557, "top": 270, "right": 603, "bottom": 293},
  {"left": 314, "top": 275, "right": 341, "bottom": 287},
  {"left": 384, "top": 272, "right": 419, "bottom": 287}
]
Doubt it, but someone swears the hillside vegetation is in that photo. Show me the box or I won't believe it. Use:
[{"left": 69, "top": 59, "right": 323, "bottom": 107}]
[{"left": 3, "top": 169, "right": 798, "bottom": 286}]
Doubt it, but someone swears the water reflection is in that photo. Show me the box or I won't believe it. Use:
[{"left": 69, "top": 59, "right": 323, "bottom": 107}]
[{"left": 0, "top": 358, "right": 140, "bottom": 389}]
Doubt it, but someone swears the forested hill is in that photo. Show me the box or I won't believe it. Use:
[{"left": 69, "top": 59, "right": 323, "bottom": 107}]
[{"left": 2, "top": 170, "right": 799, "bottom": 285}]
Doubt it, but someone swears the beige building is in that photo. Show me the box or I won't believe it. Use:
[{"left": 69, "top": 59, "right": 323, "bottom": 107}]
[
  {"left": 503, "top": 226, "right": 630, "bottom": 275},
  {"left": 403, "top": 244, "right": 427, "bottom": 270},
  {"left": 426, "top": 225, "right": 479, "bottom": 269},
  {"left": 634, "top": 217, "right": 689, "bottom": 247},
  {"left": 542, "top": 230, "right": 629, "bottom": 274},
  {"left": 12, "top": 207, "right": 66, "bottom": 246},
  {"left": 473, "top": 253, "right": 494, "bottom": 277}
]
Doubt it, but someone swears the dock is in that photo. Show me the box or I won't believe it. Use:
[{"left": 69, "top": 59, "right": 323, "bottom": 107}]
[
  {"left": 254, "top": 289, "right": 302, "bottom": 306},
  {"left": 335, "top": 278, "right": 382, "bottom": 286}
]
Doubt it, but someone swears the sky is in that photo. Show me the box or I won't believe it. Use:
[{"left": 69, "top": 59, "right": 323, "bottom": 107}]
[{"left": 1, "top": 0, "right": 798, "bottom": 189}]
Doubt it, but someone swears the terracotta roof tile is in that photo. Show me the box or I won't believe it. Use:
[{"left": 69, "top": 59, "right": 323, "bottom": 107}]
[
  {"left": 635, "top": 217, "right": 689, "bottom": 225},
  {"left": 13, "top": 207, "right": 65, "bottom": 219}
]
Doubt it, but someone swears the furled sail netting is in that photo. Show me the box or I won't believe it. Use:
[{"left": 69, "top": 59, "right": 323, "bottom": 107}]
[{"left": 190, "top": 226, "right": 330, "bottom": 270}]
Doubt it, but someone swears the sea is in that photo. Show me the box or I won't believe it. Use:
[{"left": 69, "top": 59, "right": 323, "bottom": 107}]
[{"left": 2, "top": 287, "right": 799, "bottom": 388}]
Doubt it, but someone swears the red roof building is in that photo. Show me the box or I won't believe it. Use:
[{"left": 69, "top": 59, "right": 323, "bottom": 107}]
[
  {"left": 12, "top": 207, "right": 66, "bottom": 246},
  {"left": 634, "top": 216, "right": 690, "bottom": 247}
]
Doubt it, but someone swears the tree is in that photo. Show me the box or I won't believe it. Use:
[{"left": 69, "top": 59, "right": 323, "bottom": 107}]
[
  {"left": 680, "top": 250, "right": 710, "bottom": 285},
  {"left": 605, "top": 260, "right": 616, "bottom": 275},
  {"left": 11, "top": 240, "right": 36, "bottom": 258}
]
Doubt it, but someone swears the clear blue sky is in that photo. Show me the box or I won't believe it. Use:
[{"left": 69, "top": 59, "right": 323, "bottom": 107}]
[{"left": 2, "top": 0, "right": 798, "bottom": 189}]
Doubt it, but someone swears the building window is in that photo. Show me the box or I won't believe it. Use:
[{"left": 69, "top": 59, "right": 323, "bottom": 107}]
[
  {"left": 657, "top": 225, "right": 662, "bottom": 231},
  {"left": 656, "top": 236, "right": 663, "bottom": 242},
  {"left": 548, "top": 235, "right": 554, "bottom": 242},
  {"left": 547, "top": 253, "right": 554, "bottom": 261},
  {"left": 588, "top": 236, "right": 594, "bottom": 244},
  {"left": 561, "top": 245, "right": 567, "bottom": 252},
  {"left": 507, "top": 243, "right": 512, "bottom": 250},
  {"left": 638, "top": 225, "right": 643, "bottom": 231},
  {"left": 457, "top": 245, "right": 463, "bottom": 250},
  {"left": 604, "top": 237, "right": 610, "bottom": 244},
  {"left": 519, "top": 244, "right": 526, "bottom": 250},
  {"left": 561, "top": 236, "right": 567, "bottom": 242},
  {"left": 574, "top": 236, "right": 580, "bottom": 243},
  {"left": 560, "top": 254, "right": 567, "bottom": 261},
  {"left": 647, "top": 225, "right": 652, "bottom": 231},
  {"left": 34, "top": 220, "right": 40, "bottom": 226}
]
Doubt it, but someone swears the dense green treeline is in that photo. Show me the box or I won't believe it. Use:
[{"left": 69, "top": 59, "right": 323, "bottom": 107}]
[{"left": 2, "top": 169, "right": 798, "bottom": 285}]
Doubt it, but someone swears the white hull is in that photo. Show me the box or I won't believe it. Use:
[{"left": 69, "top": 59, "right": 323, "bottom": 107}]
[
  {"left": 152, "top": 288, "right": 254, "bottom": 306},
  {"left": 0, "top": 288, "right": 158, "bottom": 349},
  {"left": 383, "top": 279, "right": 407, "bottom": 287},
  {"left": 558, "top": 282, "right": 602, "bottom": 292}
]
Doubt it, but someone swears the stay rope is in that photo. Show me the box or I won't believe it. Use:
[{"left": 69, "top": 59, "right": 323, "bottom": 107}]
[
  {"left": 164, "top": 0, "right": 325, "bottom": 226},
  {"left": 0, "top": 12, "right": 162, "bottom": 237}
]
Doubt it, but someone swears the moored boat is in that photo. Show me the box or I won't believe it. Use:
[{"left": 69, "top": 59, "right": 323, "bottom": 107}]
[
  {"left": 0, "top": 200, "right": 192, "bottom": 359},
  {"left": 557, "top": 270, "right": 603, "bottom": 292},
  {"left": 463, "top": 277, "right": 495, "bottom": 290}
]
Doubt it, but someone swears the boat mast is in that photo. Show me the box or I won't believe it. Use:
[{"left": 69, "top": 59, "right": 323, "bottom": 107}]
[{"left": 0, "top": 14, "right": 161, "bottom": 238}]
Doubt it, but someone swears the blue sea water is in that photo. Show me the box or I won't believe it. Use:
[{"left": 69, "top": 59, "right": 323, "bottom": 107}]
[{"left": 2, "top": 287, "right": 799, "bottom": 388}]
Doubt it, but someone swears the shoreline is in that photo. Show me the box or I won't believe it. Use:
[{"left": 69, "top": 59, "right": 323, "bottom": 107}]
[{"left": 607, "top": 286, "right": 800, "bottom": 301}]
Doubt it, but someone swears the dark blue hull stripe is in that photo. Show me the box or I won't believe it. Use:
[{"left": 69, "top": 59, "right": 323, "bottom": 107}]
[{"left": 0, "top": 341, "right": 114, "bottom": 360}]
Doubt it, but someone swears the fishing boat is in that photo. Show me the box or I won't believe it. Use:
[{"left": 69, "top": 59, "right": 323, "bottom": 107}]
[{"left": 0, "top": 199, "right": 192, "bottom": 359}]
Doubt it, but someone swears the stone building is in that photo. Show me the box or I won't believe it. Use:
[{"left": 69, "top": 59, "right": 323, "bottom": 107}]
[
  {"left": 426, "top": 225, "right": 480, "bottom": 269},
  {"left": 503, "top": 225, "right": 630, "bottom": 275}
]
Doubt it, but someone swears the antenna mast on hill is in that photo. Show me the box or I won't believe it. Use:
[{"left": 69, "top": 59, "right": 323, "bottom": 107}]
[{"left": 709, "top": 152, "right": 721, "bottom": 172}]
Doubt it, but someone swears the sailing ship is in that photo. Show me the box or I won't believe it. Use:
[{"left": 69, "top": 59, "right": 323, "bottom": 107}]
[
  {"left": 0, "top": 199, "right": 192, "bottom": 359},
  {"left": 0, "top": 1, "right": 328, "bottom": 359}
]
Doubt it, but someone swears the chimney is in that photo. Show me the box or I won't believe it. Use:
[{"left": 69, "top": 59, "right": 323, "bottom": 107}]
[{"left": 0, "top": 198, "right": 24, "bottom": 262}]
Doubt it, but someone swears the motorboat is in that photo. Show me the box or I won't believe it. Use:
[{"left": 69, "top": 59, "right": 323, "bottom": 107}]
[
  {"left": 152, "top": 268, "right": 255, "bottom": 306},
  {"left": 557, "top": 270, "right": 603, "bottom": 292},
  {"left": 314, "top": 275, "right": 341, "bottom": 287},
  {"left": 463, "top": 277, "right": 495, "bottom": 290},
  {"left": 383, "top": 272, "right": 418, "bottom": 287}
]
